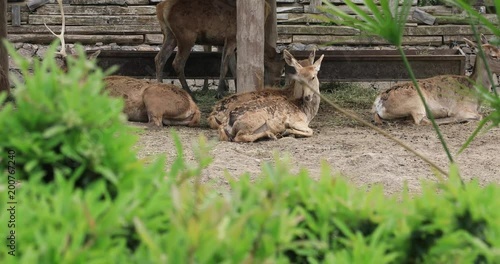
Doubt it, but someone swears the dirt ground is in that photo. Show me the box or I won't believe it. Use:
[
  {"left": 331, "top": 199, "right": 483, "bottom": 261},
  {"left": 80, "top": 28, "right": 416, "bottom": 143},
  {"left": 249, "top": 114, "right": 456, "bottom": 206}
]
[{"left": 133, "top": 89, "right": 500, "bottom": 195}]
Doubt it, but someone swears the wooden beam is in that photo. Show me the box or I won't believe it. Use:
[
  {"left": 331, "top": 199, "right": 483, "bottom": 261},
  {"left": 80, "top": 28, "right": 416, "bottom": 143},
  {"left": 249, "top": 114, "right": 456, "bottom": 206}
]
[
  {"left": 0, "top": 0, "right": 9, "bottom": 94},
  {"left": 309, "top": 0, "right": 322, "bottom": 13},
  {"left": 237, "top": 0, "right": 265, "bottom": 93},
  {"left": 11, "top": 5, "right": 20, "bottom": 26},
  {"left": 265, "top": 0, "right": 277, "bottom": 49}
]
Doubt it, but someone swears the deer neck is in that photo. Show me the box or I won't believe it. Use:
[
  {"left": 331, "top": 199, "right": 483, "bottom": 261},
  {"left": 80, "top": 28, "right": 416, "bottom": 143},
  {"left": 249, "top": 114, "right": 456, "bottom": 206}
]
[{"left": 470, "top": 54, "right": 493, "bottom": 90}]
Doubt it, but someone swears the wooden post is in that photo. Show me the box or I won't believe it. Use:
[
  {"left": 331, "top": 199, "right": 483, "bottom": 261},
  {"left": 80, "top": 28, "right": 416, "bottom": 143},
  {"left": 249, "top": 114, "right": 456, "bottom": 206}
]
[
  {"left": 237, "top": 0, "right": 265, "bottom": 93},
  {"left": 309, "top": 0, "right": 322, "bottom": 13},
  {"left": 0, "top": 0, "right": 10, "bottom": 94},
  {"left": 265, "top": 0, "right": 277, "bottom": 49}
]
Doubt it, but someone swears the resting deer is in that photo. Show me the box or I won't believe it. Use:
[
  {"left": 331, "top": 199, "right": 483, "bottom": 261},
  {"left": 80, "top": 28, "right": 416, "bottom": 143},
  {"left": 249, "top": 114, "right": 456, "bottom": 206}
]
[
  {"left": 154, "top": 0, "right": 284, "bottom": 98},
  {"left": 207, "top": 49, "right": 318, "bottom": 129},
  {"left": 104, "top": 76, "right": 200, "bottom": 128},
  {"left": 372, "top": 37, "right": 500, "bottom": 125},
  {"left": 45, "top": 0, "right": 200, "bottom": 128},
  {"left": 218, "top": 52, "right": 324, "bottom": 142}
]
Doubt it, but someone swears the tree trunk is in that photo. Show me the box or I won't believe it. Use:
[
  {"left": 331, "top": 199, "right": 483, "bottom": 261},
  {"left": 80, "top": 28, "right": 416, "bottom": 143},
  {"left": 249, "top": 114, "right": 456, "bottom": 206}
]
[
  {"left": 0, "top": 0, "right": 9, "bottom": 94},
  {"left": 236, "top": 0, "right": 264, "bottom": 93}
]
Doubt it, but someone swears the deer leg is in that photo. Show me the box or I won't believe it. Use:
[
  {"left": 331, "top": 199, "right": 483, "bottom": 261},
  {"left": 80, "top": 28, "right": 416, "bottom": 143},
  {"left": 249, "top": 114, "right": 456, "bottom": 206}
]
[
  {"left": 172, "top": 35, "right": 196, "bottom": 95},
  {"left": 410, "top": 105, "right": 429, "bottom": 125},
  {"left": 233, "top": 131, "right": 277, "bottom": 143},
  {"left": 435, "top": 111, "right": 483, "bottom": 125},
  {"left": 202, "top": 45, "right": 212, "bottom": 93},
  {"left": 284, "top": 122, "right": 313, "bottom": 138},
  {"left": 146, "top": 111, "right": 163, "bottom": 130},
  {"left": 155, "top": 29, "right": 177, "bottom": 83},
  {"left": 216, "top": 40, "right": 237, "bottom": 99},
  {"left": 228, "top": 52, "right": 237, "bottom": 92}
]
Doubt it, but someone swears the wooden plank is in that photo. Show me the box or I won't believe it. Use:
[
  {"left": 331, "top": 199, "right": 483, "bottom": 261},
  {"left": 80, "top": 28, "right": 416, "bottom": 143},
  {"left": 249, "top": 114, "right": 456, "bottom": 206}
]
[
  {"left": 444, "top": 35, "right": 494, "bottom": 44},
  {"left": 308, "top": 0, "right": 321, "bottom": 13},
  {"left": 277, "top": 34, "right": 293, "bottom": 43},
  {"left": 404, "top": 25, "right": 491, "bottom": 36},
  {"left": 66, "top": 0, "right": 149, "bottom": 5},
  {"left": 277, "top": 5, "right": 303, "bottom": 13},
  {"left": 144, "top": 33, "right": 162, "bottom": 44},
  {"left": 91, "top": 50, "right": 464, "bottom": 81},
  {"left": 277, "top": 13, "right": 324, "bottom": 24},
  {"left": 29, "top": 14, "right": 158, "bottom": 25},
  {"left": 293, "top": 35, "right": 443, "bottom": 45},
  {"left": 237, "top": 0, "right": 265, "bottom": 93},
  {"left": 7, "top": 24, "right": 161, "bottom": 34},
  {"left": 36, "top": 4, "right": 156, "bottom": 15},
  {"left": 27, "top": 0, "right": 50, "bottom": 11},
  {"left": 412, "top": 8, "right": 435, "bottom": 25},
  {"left": 435, "top": 14, "right": 498, "bottom": 25},
  {"left": 7, "top": 33, "right": 144, "bottom": 44},
  {"left": 11, "top": 5, "right": 21, "bottom": 26},
  {"left": 265, "top": 0, "right": 277, "bottom": 48},
  {"left": 299, "top": 0, "right": 418, "bottom": 5},
  {"left": 278, "top": 25, "right": 359, "bottom": 35},
  {"left": 304, "top": 5, "right": 456, "bottom": 16},
  {"left": 6, "top": 12, "right": 29, "bottom": 23}
]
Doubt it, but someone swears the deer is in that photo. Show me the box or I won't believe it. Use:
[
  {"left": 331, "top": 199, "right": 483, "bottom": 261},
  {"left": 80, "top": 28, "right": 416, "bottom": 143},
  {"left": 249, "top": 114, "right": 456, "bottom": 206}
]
[
  {"left": 104, "top": 76, "right": 200, "bottom": 128},
  {"left": 154, "top": 0, "right": 285, "bottom": 98},
  {"left": 218, "top": 51, "right": 324, "bottom": 142},
  {"left": 207, "top": 49, "right": 318, "bottom": 129},
  {"left": 372, "top": 36, "right": 500, "bottom": 125},
  {"left": 45, "top": 0, "right": 200, "bottom": 128}
]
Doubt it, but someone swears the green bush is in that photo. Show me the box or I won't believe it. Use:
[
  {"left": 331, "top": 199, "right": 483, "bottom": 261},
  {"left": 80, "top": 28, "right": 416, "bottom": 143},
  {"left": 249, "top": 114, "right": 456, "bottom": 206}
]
[{"left": 1, "top": 39, "right": 500, "bottom": 263}]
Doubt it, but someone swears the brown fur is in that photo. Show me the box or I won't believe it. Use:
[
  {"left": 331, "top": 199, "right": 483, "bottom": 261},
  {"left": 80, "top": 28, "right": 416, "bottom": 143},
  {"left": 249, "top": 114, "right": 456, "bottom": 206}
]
[
  {"left": 154, "top": 0, "right": 284, "bottom": 97},
  {"left": 372, "top": 39, "right": 500, "bottom": 125},
  {"left": 104, "top": 76, "right": 200, "bottom": 128},
  {"left": 208, "top": 50, "right": 318, "bottom": 129},
  {"left": 218, "top": 51, "right": 325, "bottom": 142}
]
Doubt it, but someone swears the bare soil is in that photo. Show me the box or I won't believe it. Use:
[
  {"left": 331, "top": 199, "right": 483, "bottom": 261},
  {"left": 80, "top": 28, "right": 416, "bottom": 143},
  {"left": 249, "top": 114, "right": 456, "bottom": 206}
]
[{"left": 133, "top": 91, "right": 500, "bottom": 195}]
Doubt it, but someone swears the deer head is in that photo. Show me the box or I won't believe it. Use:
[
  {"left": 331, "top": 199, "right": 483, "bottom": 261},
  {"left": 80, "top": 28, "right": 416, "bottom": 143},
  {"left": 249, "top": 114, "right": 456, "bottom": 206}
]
[{"left": 283, "top": 49, "right": 324, "bottom": 102}]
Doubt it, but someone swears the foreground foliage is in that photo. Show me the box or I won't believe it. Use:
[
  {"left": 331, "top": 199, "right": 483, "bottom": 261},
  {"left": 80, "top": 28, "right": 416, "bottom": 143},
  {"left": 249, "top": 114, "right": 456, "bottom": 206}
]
[{"left": 0, "top": 42, "right": 499, "bottom": 263}]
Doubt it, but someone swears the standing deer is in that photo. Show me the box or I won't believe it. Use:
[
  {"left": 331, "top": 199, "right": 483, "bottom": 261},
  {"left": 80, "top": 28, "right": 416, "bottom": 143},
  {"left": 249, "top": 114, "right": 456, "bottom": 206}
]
[
  {"left": 154, "top": 0, "right": 284, "bottom": 98},
  {"left": 218, "top": 51, "right": 324, "bottom": 142},
  {"left": 372, "top": 37, "right": 500, "bottom": 125},
  {"left": 45, "top": 0, "right": 200, "bottom": 128},
  {"left": 207, "top": 49, "right": 317, "bottom": 129}
]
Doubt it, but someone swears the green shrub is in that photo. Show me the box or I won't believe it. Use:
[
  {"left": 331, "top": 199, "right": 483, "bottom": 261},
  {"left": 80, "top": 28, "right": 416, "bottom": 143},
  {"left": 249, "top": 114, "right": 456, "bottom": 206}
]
[
  {"left": 1, "top": 37, "right": 500, "bottom": 263},
  {"left": 0, "top": 41, "right": 140, "bottom": 194}
]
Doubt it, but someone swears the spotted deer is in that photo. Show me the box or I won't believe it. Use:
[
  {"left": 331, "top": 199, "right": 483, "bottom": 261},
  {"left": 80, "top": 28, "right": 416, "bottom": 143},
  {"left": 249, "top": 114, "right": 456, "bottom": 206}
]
[
  {"left": 154, "top": 0, "right": 285, "bottom": 98},
  {"left": 208, "top": 49, "right": 318, "bottom": 129},
  {"left": 372, "top": 37, "right": 500, "bottom": 125},
  {"left": 218, "top": 51, "right": 324, "bottom": 142}
]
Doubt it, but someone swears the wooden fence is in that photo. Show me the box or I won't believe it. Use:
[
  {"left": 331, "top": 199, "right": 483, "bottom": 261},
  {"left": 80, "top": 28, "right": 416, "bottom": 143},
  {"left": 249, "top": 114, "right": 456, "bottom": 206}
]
[{"left": 5, "top": 0, "right": 497, "bottom": 47}]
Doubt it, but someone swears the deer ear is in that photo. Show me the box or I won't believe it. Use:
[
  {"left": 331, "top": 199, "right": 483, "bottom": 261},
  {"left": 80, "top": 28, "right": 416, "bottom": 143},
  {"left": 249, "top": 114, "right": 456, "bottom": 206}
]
[
  {"left": 87, "top": 50, "right": 101, "bottom": 60},
  {"left": 463, "top": 38, "right": 477, "bottom": 48},
  {"left": 313, "top": 54, "right": 324, "bottom": 72},
  {"left": 481, "top": 34, "right": 489, "bottom": 44},
  {"left": 283, "top": 50, "right": 303, "bottom": 69},
  {"left": 308, "top": 49, "right": 316, "bottom": 65}
]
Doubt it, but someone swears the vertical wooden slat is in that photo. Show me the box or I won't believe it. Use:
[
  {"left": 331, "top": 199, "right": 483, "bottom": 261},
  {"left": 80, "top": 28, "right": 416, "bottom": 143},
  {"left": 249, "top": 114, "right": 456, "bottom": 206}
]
[
  {"left": 0, "top": 0, "right": 10, "bottom": 94},
  {"left": 265, "top": 0, "right": 277, "bottom": 49},
  {"left": 11, "top": 5, "right": 21, "bottom": 26},
  {"left": 309, "top": 0, "right": 322, "bottom": 13},
  {"left": 237, "top": 0, "right": 265, "bottom": 93}
]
